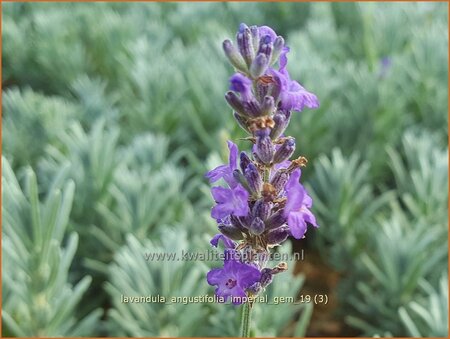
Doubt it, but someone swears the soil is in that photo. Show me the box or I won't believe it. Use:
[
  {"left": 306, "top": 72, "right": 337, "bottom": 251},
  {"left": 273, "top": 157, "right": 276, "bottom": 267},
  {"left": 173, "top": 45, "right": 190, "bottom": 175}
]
[{"left": 292, "top": 241, "right": 361, "bottom": 337}]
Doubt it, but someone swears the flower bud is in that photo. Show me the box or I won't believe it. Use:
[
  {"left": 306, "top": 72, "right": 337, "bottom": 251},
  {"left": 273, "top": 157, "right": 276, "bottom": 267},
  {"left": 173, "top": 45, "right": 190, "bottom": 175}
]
[
  {"left": 260, "top": 268, "right": 273, "bottom": 288},
  {"left": 218, "top": 223, "right": 244, "bottom": 241},
  {"left": 243, "top": 99, "right": 261, "bottom": 117},
  {"left": 273, "top": 137, "right": 296, "bottom": 164},
  {"left": 237, "top": 24, "right": 255, "bottom": 67},
  {"left": 255, "top": 129, "right": 274, "bottom": 165},
  {"left": 233, "top": 112, "right": 250, "bottom": 133},
  {"left": 270, "top": 110, "right": 291, "bottom": 139},
  {"left": 270, "top": 36, "right": 285, "bottom": 65},
  {"left": 232, "top": 169, "right": 250, "bottom": 192},
  {"left": 248, "top": 282, "right": 262, "bottom": 295},
  {"left": 238, "top": 215, "right": 252, "bottom": 229},
  {"left": 244, "top": 163, "right": 262, "bottom": 194},
  {"left": 266, "top": 209, "right": 286, "bottom": 230},
  {"left": 252, "top": 198, "right": 272, "bottom": 221},
  {"left": 225, "top": 91, "right": 246, "bottom": 116},
  {"left": 250, "top": 25, "right": 260, "bottom": 54},
  {"left": 267, "top": 226, "right": 290, "bottom": 245},
  {"left": 249, "top": 217, "right": 265, "bottom": 235},
  {"left": 223, "top": 39, "right": 248, "bottom": 73},
  {"left": 270, "top": 75, "right": 283, "bottom": 103},
  {"left": 261, "top": 96, "right": 275, "bottom": 116},
  {"left": 230, "top": 73, "right": 252, "bottom": 101},
  {"left": 252, "top": 151, "right": 262, "bottom": 164},
  {"left": 270, "top": 170, "right": 289, "bottom": 195},
  {"left": 258, "top": 36, "right": 273, "bottom": 62},
  {"left": 271, "top": 262, "right": 288, "bottom": 274},
  {"left": 250, "top": 53, "right": 268, "bottom": 79},
  {"left": 256, "top": 81, "right": 269, "bottom": 102},
  {"left": 240, "top": 152, "right": 251, "bottom": 173},
  {"left": 230, "top": 215, "right": 246, "bottom": 232}
]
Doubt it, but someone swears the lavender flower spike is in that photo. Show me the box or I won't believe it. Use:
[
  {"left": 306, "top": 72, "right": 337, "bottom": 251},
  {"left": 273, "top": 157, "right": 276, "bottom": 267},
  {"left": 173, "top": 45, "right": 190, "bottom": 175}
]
[{"left": 205, "top": 24, "right": 319, "bottom": 324}]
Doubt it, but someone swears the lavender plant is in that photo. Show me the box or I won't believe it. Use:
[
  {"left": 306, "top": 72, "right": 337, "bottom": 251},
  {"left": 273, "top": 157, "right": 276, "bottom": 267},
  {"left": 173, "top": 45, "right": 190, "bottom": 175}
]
[{"left": 205, "top": 23, "right": 319, "bottom": 336}]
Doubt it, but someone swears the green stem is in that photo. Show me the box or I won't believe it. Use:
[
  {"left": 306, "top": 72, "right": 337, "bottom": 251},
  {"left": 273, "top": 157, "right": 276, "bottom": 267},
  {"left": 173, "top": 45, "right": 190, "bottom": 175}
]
[{"left": 241, "top": 301, "right": 252, "bottom": 337}]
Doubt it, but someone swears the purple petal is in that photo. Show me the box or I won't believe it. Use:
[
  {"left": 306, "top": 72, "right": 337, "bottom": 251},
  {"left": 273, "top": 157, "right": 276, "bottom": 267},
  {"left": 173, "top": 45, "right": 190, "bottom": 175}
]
[
  {"left": 205, "top": 142, "right": 239, "bottom": 188},
  {"left": 237, "top": 266, "right": 261, "bottom": 287},
  {"left": 211, "top": 185, "right": 249, "bottom": 219},
  {"left": 285, "top": 169, "right": 302, "bottom": 193},
  {"left": 210, "top": 234, "right": 236, "bottom": 249},
  {"left": 270, "top": 68, "right": 319, "bottom": 112},
  {"left": 284, "top": 169, "right": 305, "bottom": 216},
  {"left": 269, "top": 68, "right": 289, "bottom": 105},
  {"left": 303, "top": 193, "right": 313, "bottom": 209},
  {"left": 224, "top": 175, "right": 238, "bottom": 189},
  {"left": 274, "top": 159, "right": 291, "bottom": 171},
  {"left": 288, "top": 211, "right": 307, "bottom": 239},
  {"left": 211, "top": 186, "right": 232, "bottom": 203},
  {"left": 231, "top": 185, "right": 250, "bottom": 216},
  {"left": 281, "top": 81, "right": 319, "bottom": 112},
  {"left": 224, "top": 260, "right": 261, "bottom": 288},
  {"left": 284, "top": 184, "right": 304, "bottom": 216},
  {"left": 207, "top": 250, "right": 261, "bottom": 304},
  {"left": 207, "top": 268, "right": 223, "bottom": 285},
  {"left": 227, "top": 140, "right": 238, "bottom": 171},
  {"left": 223, "top": 257, "right": 239, "bottom": 275},
  {"left": 215, "top": 286, "right": 234, "bottom": 302},
  {"left": 205, "top": 165, "right": 229, "bottom": 183},
  {"left": 231, "top": 286, "right": 247, "bottom": 305},
  {"left": 303, "top": 208, "right": 318, "bottom": 228},
  {"left": 211, "top": 203, "right": 231, "bottom": 220},
  {"left": 269, "top": 68, "right": 289, "bottom": 91},
  {"left": 279, "top": 46, "right": 290, "bottom": 72}
]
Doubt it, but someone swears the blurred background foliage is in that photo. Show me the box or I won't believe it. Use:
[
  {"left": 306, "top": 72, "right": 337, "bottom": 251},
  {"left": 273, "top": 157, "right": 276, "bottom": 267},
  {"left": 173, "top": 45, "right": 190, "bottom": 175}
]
[{"left": 2, "top": 2, "right": 448, "bottom": 337}]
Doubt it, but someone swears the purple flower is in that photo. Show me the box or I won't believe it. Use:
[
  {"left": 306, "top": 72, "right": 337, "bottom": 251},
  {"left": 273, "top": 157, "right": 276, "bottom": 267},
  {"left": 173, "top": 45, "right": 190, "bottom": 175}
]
[
  {"left": 283, "top": 169, "right": 318, "bottom": 239},
  {"left": 207, "top": 256, "right": 261, "bottom": 304},
  {"left": 268, "top": 40, "right": 319, "bottom": 112},
  {"left": 205, "top": 141, "right": 239, "bottom": 188},
  {"left": 271, "top": 68, "right": 319, "bottom": 112},
  {"left": 211, "top": 184, "right": 249, "bottom": 220}
]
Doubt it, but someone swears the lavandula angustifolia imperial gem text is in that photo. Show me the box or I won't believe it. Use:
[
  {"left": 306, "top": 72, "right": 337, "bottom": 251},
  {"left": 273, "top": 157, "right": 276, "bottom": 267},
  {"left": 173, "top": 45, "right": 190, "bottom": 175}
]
[{"left": 206, "top": 23, "right": 319, "bottom": 305}]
